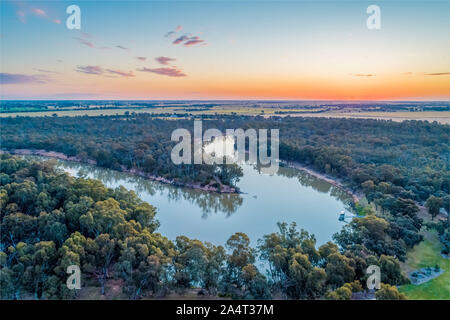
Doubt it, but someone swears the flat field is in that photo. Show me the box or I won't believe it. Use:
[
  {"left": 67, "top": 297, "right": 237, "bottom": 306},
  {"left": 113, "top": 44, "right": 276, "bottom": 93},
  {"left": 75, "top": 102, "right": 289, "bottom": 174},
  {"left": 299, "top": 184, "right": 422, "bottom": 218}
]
[
  {"left": 399, "top": 230, "right": 450, "bottom": 300},
  {"left": 1, "top": 105, "right": 449, "bottom": 124}
]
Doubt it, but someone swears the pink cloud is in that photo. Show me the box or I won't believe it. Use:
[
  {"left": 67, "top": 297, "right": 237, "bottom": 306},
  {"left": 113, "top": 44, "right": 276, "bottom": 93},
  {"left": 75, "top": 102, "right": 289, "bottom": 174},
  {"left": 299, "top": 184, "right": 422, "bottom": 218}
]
[
  {"left": 106, "top": 69, "right": 135, "bottom": 78},
  {"left": 136, "top": 57, "right": 147, "bottom": 61},
  {"left": 172, "top": 35, "right": 206, "bottom": 47},
  {"left": 184, "top": 36, "right": 205, "bottom": 47},
  {"left": 75, "top": 66, "right": 136, "bottom": 78},
  {"left": 137, "top": 67, "right": 186, "bottom": 77},
  {"left": 424, "top": 72, "right": 450, "bottom": 76},
  {"left": 173, "top": 35, "right": 189, "bottom": 45},
  {"left": 32, "top": 8, "right": 46, "bottom": 16},
  {"left": 353, "top": 73, "right": 375, "bottom": 77},
  {"left": 75, "top": 37, "right": 95, "bottom": 48},
  {"left": 165, "top": 25, "right": 183, "bottom": 38},
  {"left": 15, "top": 4, "right": 61, "bottom": 25},
  {"left": 75, "top": 65, "right": 104, "bottom": 75},
  {"left": 155, "top": 56, "right": 176, "bottom": 65}
]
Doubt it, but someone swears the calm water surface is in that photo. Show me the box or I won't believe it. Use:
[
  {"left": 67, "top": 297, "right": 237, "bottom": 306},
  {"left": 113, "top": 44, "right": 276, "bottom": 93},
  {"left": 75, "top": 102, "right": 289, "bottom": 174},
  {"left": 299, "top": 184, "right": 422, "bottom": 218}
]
[{"left": 46, "top": 159, "right": 353, "bottom": 248}]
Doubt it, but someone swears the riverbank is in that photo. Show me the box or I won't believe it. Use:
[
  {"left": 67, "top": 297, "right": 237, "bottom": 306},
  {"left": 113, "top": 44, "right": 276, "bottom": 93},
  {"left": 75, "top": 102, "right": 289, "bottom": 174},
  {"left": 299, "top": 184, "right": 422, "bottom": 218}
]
[
  {"left": 282, "top": 160, "right": 361, "bottom": 204},
  {"left": 0, "top": 149, "right": 238, "bottom": 194}
]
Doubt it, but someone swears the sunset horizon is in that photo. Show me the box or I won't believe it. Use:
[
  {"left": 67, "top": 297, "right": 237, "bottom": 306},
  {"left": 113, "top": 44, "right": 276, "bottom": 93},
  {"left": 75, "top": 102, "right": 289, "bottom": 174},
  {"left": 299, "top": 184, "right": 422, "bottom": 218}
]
[{"left": 1, "top": 0, "right": 449, "bottom": 101}]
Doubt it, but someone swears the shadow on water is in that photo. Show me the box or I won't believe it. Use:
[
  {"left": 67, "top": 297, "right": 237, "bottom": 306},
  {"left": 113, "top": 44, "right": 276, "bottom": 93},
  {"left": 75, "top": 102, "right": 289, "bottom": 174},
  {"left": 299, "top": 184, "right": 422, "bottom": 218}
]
[{"left": 55, "top": 159, "right": 244, "bottom": 218}]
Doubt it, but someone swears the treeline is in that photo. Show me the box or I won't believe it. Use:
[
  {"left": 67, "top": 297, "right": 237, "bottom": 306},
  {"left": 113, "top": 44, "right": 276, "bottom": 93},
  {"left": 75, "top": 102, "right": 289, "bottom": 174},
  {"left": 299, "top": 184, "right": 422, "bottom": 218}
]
[
  {"left": 1, "top": 114, "right": 448, "bottom": 203},
  {"left": 0, "top": 156, "right": 406, "bottom": 300}
]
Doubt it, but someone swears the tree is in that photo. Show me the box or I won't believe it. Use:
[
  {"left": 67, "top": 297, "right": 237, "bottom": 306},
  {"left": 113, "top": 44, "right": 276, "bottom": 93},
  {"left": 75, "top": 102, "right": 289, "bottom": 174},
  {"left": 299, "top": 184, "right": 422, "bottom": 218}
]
[
  {"left": 325, "top": 285, "right": 352, "bottom": 300},
  {"left": 202, "top": 243, "right": 226, "bottom": 295},
  {"left": 79, "top": 198, "right": 126, "bottom": 237},
  {"left": 442, "top": 195, "right": 450, "bottom": 221},
  {"left": 94, "top": 234, "right": 116, "bottom": 295},
  {"left": 375, "top": 283, "right": 407, "bottom": 300},
  {"left": 425, "top": 196, "right": 443, "bottom": 220},
  {"left": 258, "top": 222, "right": 326, "bottom": 299},
  {"left": 173, "top": 236, "right": 208, "bottom": 291},
  {"left": 393, "top": 198, "right": 419, "bottom": 218},
  {"left": 325, "top": 281, "right": 363, "bottom": 300},
  {"left": 223, "top": 233, "right": 255, "bottom": 295},
  {"left": 240, "top": 264, "right": 271, "bottom": 299},
  {"left": 116, "top": 232, "right": 173, "bottom": 299},
  {"left": 354, "top": 215, "right": 389, "bottom": 241},
  {"left": 325, "top": 253, "right": 355, "bottom": 288},
  {"left": 379, "top": 255, "right": 408, "bottom": 285},
  {"left": 226, "top": 233, "right": 255, "bottom": 280},
  {"left": 23, "top": 241, "right": 58, "bottom": 299},
  {"left": 318, "top": 242, "right": 339, "bottom": 262}
]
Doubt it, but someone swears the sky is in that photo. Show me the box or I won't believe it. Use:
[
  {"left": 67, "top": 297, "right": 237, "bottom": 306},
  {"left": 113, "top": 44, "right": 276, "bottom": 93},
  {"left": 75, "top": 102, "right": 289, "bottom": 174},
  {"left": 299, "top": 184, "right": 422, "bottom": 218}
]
[{"left": 0, "top": 0, "right": 449, "bottom": 100}]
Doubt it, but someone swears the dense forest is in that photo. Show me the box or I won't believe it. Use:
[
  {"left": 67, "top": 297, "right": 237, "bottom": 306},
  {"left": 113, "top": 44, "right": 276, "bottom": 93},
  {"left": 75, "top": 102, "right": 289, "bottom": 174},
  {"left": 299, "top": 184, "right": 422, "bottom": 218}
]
[
  {"left": 0, "top": 115, "right": 245, "bottom": 192},
  {"left": 0, "top": 155, "right": 409, "bottom": 299},
  {"left": 0, "top": 114, "right": 449, "bottom": 299},
  {"left": 1, "top": 114, "right": 449, "bottom": 244},
  {"left": 1, "top": 113, "right": 448, "bottom": 204}
]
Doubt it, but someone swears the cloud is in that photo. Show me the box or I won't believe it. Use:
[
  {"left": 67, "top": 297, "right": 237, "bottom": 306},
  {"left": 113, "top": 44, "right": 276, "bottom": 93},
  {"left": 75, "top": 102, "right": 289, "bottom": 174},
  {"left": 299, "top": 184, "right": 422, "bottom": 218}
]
[
  {"left": 424, "top": 72, "right": 450, "bottom": 76},
  {"left": 106, "top": 69, "right": 135, "bottom": 78},
  {"left": 173, "top": 35, "right": 189, "bottom": 44},
  {"left": 166, "top": 26, "right": 205, "bottom": 46},
  {"left": 33, "top": 68, "right": 59, "bottom": 74},
  {"left": 75, "top": 66, "right": 135, "bottom": 78},
  {"left": 183, "top": 36, "right": 205, "bottom": 47},
  {"left": 155, "top": 56, "right": 176, "bottom": 65},
  {"left": 165, "top": 31, "right": 175, "bottom": 38},
  {"left": 14, "top": 3, "right": 60, "bottom": 24},
  {"left": 32, "top": 8, "right": 46, "bottom": 17},
  {"left": 165, "top": 25, "right": 183, "bottom": 38},
  {"left": 137, "top": 67, "right": 186, "bottom": 77},
  {"left": 351, "top": 73, "right": 375, "bottom": 77},
  {"left": 75, "top": 65, "right": 104, "bottom": 75},
  {"left": 173, "top": 35, "right": 205, "bottom": 46},
  {"left": 136, "top": 56, "right": 147, "bottom": 61},
  {"left": 75, "top": 37, "right": 95, "bottom": 48},
  {"left": 116, "top": 45, "right": 129, "bottom": 50},
  {"left": 0, "top": 73, "right": 50, "bottom": 84}
]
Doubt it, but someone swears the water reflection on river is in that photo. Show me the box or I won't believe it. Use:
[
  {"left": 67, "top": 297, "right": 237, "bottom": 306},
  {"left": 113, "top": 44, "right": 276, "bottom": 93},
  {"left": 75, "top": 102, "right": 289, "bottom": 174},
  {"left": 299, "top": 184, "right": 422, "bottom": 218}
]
[{"left": 47, "top": 159, "right": 352, "bottom": 247}]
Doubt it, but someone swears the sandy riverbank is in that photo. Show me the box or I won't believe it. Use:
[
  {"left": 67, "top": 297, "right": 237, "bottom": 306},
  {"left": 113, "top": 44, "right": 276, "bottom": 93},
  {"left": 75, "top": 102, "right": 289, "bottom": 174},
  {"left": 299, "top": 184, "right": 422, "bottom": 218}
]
[{"left": 282, "top": 160, "right": 361, "bottom": 203}]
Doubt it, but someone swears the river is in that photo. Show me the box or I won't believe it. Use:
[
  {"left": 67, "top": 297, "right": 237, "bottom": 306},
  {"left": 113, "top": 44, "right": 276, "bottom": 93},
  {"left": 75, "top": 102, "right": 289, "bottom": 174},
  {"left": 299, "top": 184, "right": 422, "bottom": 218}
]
[{"left": 33, "top": 157, "right": 354, "bottom": 248}]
